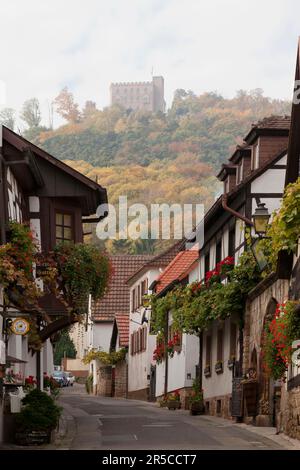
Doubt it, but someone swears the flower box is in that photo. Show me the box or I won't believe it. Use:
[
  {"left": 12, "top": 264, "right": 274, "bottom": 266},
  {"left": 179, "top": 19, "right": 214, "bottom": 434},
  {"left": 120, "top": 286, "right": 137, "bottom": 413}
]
[
  {"left": 167, "top": 400, "right": 181, "bottom": 410},
  {"left": 215, "top": 361, "right": 223, "bottom": 374},
  {"left": 204, "top": 365, "right": 211, "bottom": 377}
]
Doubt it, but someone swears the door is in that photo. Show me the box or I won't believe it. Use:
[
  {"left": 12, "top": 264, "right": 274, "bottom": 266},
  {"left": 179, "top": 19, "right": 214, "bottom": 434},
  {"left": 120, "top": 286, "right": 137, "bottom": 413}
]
[{"left": 149, "top": 365, "right": 156, "bottom": 401}]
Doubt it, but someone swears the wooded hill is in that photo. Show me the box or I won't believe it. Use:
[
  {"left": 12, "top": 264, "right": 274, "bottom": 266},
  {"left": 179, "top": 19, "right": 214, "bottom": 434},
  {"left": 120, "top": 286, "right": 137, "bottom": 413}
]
[{"left": 0, "top": 89, "right": 291, "bottom": 253}]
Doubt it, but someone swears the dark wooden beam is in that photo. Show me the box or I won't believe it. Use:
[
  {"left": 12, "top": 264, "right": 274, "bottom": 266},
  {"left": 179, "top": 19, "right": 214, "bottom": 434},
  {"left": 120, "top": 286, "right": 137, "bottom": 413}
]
[{"left": 39, "top": 314, "right": 77, "bottom": 343}]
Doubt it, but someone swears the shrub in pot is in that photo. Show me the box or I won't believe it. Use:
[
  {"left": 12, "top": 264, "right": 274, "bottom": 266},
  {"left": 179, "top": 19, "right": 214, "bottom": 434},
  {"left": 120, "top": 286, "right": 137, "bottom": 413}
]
[
  {"left": 189, "top": 380, "right": 204, "bottom": 415},
  {"left": 15, "top": 389, "right": 62, "bottom": 445},
  {"left": 167, "top": 390, "right": 181, "bottom": 410}
]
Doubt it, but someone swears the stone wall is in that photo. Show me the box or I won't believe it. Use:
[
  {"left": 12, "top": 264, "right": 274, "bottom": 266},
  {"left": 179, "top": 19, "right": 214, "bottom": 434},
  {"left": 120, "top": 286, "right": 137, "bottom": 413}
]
[
  {"left": 244, "top": 278, "right": 289, "bottom": 373},
  {"left": 114, "top": 362, "right": 128, "bottom": 398},
  {"left": 95, "top": 365, "right": 112, "bottom": 396},
  {"left": 128, "top": 388, "right": 149, "bottom": 401},
  {"left": 204, "top": 394, "right": 232, "bottom": 419},
  {"left": 243, "top": 278, "right": 289, "bottom": 427},
  {"left": 281, "top": 385, "right": 300, "bottom": 440}
]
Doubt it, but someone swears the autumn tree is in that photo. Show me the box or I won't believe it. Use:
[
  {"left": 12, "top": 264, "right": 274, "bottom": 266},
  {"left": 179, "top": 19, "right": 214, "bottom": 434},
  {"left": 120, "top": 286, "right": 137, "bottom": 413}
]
[
  {"left": 20, "top": 98, "right": 41, "bottom": 128},
  {"left": 54, "top": 87, "right": 81, "bottom": 123},
  {"left": 0, "top": 107, "right": 15, "bottom": 130}
]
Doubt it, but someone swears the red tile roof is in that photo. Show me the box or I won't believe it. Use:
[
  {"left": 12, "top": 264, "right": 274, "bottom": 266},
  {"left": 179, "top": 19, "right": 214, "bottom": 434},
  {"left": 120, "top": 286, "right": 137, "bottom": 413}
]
[
  {"left": 115, "top": 313, "right": 129, "bottom": 347},
  {"left": 92, "top": 255, "right": 153, "bottom": 322},
  {"left": 127, "top": 239, "right": 186, "bottom": 285},
  {"left": 155, "top": 250, "right": 199, "bottom": 295}
]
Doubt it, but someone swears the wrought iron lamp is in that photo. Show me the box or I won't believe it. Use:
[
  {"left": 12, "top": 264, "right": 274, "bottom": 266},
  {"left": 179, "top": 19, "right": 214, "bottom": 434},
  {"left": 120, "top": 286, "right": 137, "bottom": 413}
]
[{"left": 252, "top": 202, "right": 270, "bottom": 237}]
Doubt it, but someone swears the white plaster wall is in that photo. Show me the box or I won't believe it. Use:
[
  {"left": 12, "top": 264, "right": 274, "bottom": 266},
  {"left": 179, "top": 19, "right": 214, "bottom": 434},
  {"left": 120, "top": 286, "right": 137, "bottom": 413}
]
[
  {"left": 70, "top": 322, "right": 88, "bottom": 360},
  {"left": 128, "top": 268, "right": 160, "bottom": 393},
  {"left": 30, "top": 219, "right": 41, "bottom": 250},
  {"left": 184, "top": 334, "right": 200, "bottom": 387},
  {"left": 235, "top": 218, "right": 245, "bottom": 262},
  {"left": 189, "top": 264, "right": 199, "bottom": 284},
  {"left": 155, "top": 361, "right": 165, "bottom": 397},
  {"left": 167, "top": 342, "right": 186, "bottom": 391},
  {"left": 251, "top": 163, "right": 286, "bottom": 195},
  {"left": 202, "top": 318, "right": 236, "bottom": 399},
  {"left": 91, "top": 322, "right": 113, "bottom": 352},
  {"left": 43, "top": 339, "right": 54, "bottom": 376}
]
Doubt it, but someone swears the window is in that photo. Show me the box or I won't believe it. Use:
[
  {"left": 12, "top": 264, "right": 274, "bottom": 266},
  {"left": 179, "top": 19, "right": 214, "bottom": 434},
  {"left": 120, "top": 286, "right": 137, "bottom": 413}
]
[
  {"left": 131, "top": 328, "right": 147, "bottom": 355},
  {"left": 236, "top": 164, "right": 243, "bottom": 184},
  {"left": 228, "top": 227, "right": 235, "bottom": 259},
  {"left": 132, "top": 289, "right": 136, "bottom": 312},
  {"left": 55, "top": 212, "right": 74, "bottom": 244},
  {"left": 206, "top": 335, "right": 212, "bottom": 367},
  {"left": 217, "top": 328, "right": 224, "bottom": 362},
  {"left": 216, "top": 240, "right": 222, "bottom": 266},
  {"left": 251, "top": 143, "right": 259, "bottom": 170}
]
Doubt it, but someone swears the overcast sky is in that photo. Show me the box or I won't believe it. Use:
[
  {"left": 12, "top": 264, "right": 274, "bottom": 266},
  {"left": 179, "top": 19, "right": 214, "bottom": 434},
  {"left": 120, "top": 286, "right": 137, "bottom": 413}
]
[{"left": 0, "top": 0, "right": 299, "bottom": 128}]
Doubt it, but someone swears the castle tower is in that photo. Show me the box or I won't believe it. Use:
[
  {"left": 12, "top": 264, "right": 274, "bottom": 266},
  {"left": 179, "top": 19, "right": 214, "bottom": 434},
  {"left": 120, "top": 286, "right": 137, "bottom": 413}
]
[{"left": 110, "top": 76, "right": 165, "bottom": 113}]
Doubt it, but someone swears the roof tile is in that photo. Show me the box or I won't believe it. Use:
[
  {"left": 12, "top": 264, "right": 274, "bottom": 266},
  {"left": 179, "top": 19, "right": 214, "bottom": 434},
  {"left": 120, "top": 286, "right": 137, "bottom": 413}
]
[
  {"left": 92, "top": 255, "right": 153, "bottom": 321},
  {"left": 155, "top": 250, "right": 199, "bottom": 295}
]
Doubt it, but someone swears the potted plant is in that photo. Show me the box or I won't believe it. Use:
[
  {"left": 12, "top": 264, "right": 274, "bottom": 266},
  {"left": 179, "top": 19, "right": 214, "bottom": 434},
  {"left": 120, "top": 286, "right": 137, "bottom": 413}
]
[
  {"left": 15, "top": 389, "right": 61, "bottom": 445},
  {"left": 167, "top": 390, "right": 181, "bottom": 410},
  {"left": 204, "top": 364, "right": 211, "bottom": 377},
  {"left": 227, "top": 355, "right": 235, "bottom": 370},
  {"left": 215, "top": 360, "right": 223, "bottom": 374},
  {"left": 158, "top": 395, "right": 168, "bottom": 407},
  {"left": 189, "top": 379, "right": 205, "bottom": 415}
]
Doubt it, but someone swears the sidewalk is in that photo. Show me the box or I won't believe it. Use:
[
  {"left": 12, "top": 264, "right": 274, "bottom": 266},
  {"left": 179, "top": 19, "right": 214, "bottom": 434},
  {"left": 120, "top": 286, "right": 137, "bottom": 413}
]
[{"left": 195, "top": 415, "right": 300, "bottom": 450}]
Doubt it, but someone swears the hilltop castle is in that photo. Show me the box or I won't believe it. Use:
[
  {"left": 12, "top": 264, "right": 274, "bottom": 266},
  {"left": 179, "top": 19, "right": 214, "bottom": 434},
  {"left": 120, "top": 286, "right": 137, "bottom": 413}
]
[{"left": 110, "top": 76, "right": 165, "bottom": 113}]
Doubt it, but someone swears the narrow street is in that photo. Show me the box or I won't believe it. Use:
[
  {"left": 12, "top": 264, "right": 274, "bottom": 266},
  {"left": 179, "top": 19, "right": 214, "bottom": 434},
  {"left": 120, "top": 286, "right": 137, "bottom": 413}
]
[{"left": 56, "top": 385, "right": 294, "bottom": 450}]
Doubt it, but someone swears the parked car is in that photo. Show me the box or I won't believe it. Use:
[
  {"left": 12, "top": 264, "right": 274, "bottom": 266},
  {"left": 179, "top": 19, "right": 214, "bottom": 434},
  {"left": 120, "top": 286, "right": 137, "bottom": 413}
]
[
  {"left": 65, "top": 372, "right": 75, "bottom": 386},
  {"left": 52, "top": 371, "right": 68, "bottom": 387}
]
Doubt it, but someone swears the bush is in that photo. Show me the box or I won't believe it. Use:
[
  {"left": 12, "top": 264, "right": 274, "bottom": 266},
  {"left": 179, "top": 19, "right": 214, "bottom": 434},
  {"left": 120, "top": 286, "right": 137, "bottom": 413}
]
[{"left": 15, "top": 389, "right": 62, "bottom": 432}]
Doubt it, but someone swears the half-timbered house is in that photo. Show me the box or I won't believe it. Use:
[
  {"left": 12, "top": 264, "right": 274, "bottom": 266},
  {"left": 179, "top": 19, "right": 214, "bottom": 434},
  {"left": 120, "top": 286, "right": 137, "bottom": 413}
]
[{"left": 0, "top": 125, "right": 107, "bottom": 442}]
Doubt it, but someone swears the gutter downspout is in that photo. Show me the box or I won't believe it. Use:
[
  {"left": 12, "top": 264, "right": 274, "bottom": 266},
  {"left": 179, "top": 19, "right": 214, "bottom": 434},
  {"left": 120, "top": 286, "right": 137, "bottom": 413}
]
[
  {"left": 164, "top": 314, "right": 169, "bottom": 397},
  {"left": 221, "top": 193, "right": 253, "bottom": 227}
]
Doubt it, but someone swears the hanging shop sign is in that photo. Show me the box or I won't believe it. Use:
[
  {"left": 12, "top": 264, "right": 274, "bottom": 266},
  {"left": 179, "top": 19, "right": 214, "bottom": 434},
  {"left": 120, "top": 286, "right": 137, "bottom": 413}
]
[{"left": 10, "top": 318, "right": 30, "bottom": 336}]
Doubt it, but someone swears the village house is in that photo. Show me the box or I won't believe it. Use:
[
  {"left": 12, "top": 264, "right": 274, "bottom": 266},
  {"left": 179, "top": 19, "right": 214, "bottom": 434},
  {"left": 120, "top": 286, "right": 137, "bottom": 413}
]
[
  {"left": 151, "top": 250, "right": 200, "bottom": 408},
  {"left": 197, "top": 115, "right": 290, "bottom": 418},
  {"left": 146, "top": 116, "right": 290, "bottom": 418},
  {"left": 127, "top": 241, "right": 185, "bottom": 401},
  {"left": 88, "top": 254, "right": 152, "bottom": 396},
  {"left": 0, "top": 125, "right": 107, "bottom": 442},
  {"left": 241, "top": 40, "right": 300, "bottom": 436}
]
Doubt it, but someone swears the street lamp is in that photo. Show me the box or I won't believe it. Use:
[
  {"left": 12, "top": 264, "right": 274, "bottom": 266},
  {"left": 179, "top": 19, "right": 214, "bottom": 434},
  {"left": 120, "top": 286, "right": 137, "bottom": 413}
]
[
  {"left": 252, "top": 202, "right": 270, "bottom": 237},
  {"left": 251, "top": 201, "right": 270, "bottom": 271}
]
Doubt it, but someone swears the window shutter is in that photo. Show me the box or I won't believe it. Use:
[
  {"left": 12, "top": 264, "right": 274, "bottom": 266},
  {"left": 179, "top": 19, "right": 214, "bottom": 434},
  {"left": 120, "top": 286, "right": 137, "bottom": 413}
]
[{"left": 130, "top": 333, "right": 134, "bottom": 355}]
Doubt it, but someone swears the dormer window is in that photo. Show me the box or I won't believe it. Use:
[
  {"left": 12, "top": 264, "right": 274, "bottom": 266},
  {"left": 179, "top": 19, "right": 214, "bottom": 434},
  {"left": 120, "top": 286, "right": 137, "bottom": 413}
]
[
  {"left": 224, "top": 178, "right": 230, "bottom": 193},
  {"left": 251, "top": 142, "right": 260, "bottom": 170}
]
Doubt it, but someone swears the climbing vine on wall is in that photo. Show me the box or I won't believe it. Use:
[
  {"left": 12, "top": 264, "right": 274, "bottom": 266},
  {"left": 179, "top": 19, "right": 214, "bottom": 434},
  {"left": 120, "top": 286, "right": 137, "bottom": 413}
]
[
  {"left": 150, "top": 251, "right": 261, "bottom": 336},
  {"left": 262, "top": 301, "right": 300, "bottom": 380},
  {"left": 260, "top": 177, "right": 300, "bottom": 270}
]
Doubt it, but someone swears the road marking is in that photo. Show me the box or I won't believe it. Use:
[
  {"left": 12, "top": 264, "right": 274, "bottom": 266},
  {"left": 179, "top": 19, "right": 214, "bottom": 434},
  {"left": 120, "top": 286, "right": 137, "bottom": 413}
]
[
  {"left": 134, "top": 434, "right": 138, "bottom": 440},
  {"left": 142, "top": 423, "right": 174, "bottom": 428}
]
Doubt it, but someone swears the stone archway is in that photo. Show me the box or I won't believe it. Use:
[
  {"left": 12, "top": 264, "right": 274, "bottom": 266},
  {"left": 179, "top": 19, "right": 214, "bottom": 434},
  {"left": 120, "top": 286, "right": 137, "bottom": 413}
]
[{"left": 257, "top": 297, "right": 277, "bottom": 426}]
